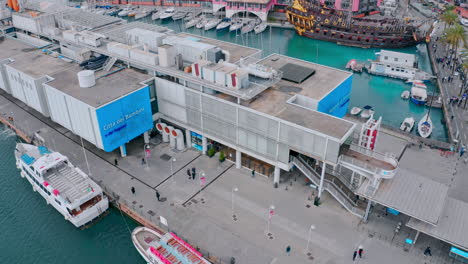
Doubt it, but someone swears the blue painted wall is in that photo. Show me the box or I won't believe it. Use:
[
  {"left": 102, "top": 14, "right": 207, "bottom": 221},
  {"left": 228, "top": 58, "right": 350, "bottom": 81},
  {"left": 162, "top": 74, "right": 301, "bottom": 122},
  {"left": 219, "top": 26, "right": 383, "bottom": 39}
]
[
  {"left": 96, "top": 86, "right": 153, "bottom": 152},
  {"left": 317, "top": 75, "right": 353, "bottom": 118}
]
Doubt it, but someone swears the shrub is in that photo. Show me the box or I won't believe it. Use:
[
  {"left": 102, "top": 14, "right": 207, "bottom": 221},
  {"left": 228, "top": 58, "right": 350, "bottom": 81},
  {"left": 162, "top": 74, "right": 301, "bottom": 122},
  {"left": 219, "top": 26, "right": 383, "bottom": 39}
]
[
  {"left": 219, "top": 151, "right": 225, "bottom": 162},
  {"left": 207, "top": 147, "right": 216, "bottom": 157}
]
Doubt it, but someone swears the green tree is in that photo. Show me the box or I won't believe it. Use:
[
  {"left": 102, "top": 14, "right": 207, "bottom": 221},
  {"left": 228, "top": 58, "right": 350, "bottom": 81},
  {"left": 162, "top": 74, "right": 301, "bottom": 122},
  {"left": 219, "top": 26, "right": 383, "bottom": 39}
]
[
  {"left": 443, "top": 24, "right": 466, "bottom": 63},
  {"left": 445, "top": 5, "right": 456, "bottom": 12},
  {"left": 440, "top": 10, "right": 459, "bottom": 29}
]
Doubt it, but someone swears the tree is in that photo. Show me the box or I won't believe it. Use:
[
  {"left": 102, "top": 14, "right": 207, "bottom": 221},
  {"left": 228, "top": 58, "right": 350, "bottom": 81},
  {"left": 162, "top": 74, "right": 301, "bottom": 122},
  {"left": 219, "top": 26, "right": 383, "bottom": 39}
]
[
  {"left": 442, "top": 25, "right": 467, "bottom": 72},
  {"left": 445, "top": 5, "right": 456, "bottom": 12},
  {"left": 440, "top": 10, "right": 459, "bottom": 29}
]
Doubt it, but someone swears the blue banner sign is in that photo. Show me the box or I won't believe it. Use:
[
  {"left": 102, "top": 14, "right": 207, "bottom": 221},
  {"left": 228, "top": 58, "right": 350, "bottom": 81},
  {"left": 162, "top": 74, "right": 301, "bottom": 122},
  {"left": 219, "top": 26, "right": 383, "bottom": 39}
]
[
  {"left": 96, "top": 87, "right": 153, "bottom": 152},
  {"left": 451, "top": 247, "right": 468, "bottom": 259}
]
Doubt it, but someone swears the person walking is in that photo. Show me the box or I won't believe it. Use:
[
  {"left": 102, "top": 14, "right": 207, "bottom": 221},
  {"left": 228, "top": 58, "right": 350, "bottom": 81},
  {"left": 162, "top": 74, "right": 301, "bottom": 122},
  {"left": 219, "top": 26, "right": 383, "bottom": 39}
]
[
  {"left": 353, "top": 250, "right": 358, "bottom": 261},
  {"left": 192, "top": 171, "right": 196, "bottom": 180},
  {"left": 286, "top": 245, "right": 291, "bottom": 256},
  {"left": 459, "top": 145, "right": 466, "bottom": 158},
  {"left": 114, "top": 158, "right": 118, "bottom": 166},
  {"left": 358, "top": 245, "right": 364, "bottom": 258},
  {"left": 251, "top": 169, "right": 255, "bottom": 178},
  {"left": 155, "top": 190, "right": 161, "bottom": 201},
  {"left": 424, "top": 246, "right": 432, "bottom": 256},
  {"left": 187, "top": 169, "right": 191, "bottom": 179},
  {"left": 141, "top": 158, "right": 146, "bottom": 165},
  {"left": 131, "top": 186, "right": 135, "bottom": 195}
]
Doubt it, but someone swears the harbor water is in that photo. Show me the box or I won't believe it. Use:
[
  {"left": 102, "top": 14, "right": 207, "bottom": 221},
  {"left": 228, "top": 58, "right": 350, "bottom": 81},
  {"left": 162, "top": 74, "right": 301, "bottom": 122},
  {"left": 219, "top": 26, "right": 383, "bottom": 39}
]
[
  {"left": 142, "top": 17, "right": 448, "bottom": 142},
  {"left": 0, "top": 126, "right": 144, "bottom": 263}
]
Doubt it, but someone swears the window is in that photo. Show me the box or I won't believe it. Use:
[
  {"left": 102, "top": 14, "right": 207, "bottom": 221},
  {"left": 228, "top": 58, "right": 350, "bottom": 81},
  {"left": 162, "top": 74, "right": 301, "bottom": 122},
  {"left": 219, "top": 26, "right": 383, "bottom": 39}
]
[{"left": 55, "top": 199, "right": 61, "bottom": 205}]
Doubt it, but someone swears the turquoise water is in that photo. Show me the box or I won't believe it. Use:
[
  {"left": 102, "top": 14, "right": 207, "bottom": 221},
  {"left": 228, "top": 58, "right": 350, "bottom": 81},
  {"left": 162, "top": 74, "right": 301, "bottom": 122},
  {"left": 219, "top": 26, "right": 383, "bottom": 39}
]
[
  {"left": 140, "top": 17, "right": 448, "bottom": 142},
  {"left": 0, "top": 127, "right": 144, "bottom": 264}
]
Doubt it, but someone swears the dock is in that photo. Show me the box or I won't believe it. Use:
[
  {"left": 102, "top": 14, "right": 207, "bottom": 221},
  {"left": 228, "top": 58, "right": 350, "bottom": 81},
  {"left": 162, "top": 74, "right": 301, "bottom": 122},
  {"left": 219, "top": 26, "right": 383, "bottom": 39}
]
[{"left": 426, "top": 94, "right": 443, "bottom": 109}]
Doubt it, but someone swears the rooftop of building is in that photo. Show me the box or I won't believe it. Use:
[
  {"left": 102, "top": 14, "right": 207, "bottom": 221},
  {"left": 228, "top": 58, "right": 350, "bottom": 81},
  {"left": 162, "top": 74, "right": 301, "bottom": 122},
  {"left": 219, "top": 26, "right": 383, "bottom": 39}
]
[
  {"left": 175, "top": 32, "right": 261, "bottom": 64},
  {"left": 45, "top": 65, "right": 151, "bottom": 108},
  {"left": 7, "top": 50, "right": 74, "bottom": 79},
  {"left": 95, "top": 21, "right": 173, "bottom": 43},
  {"left": 0, "top": 37, "right": 36, "bottom": 59},
  {"left": 257, "top": 54, "right": 352, "bottom": 101}
]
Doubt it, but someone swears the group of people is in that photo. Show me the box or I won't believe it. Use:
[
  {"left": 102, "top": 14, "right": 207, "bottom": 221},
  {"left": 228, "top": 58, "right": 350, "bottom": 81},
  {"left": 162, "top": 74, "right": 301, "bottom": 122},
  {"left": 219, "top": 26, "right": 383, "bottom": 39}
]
[{"left": 449, "top": 94, "right": 467, "bottom": 108}]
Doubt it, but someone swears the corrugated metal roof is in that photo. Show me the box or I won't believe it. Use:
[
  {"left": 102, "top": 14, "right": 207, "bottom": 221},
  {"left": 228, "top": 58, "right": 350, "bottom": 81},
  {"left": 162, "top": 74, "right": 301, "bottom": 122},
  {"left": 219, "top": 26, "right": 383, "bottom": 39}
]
[
  {"left": 407, "top": 198, "right": 468, "bottom": 251},
  {"left": 357, "top": 167, "right": 448, "bottom": 225}
]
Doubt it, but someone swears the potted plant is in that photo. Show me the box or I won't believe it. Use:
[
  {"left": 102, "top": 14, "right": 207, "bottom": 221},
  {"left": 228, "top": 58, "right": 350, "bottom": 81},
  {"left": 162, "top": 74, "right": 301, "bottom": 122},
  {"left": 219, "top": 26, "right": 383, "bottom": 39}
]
[
  {"left": 207, "top": 147, "right": 216, "bottom": 158},
  {"left": 219, "top": 151, "right": 225, "bottom": 163}
]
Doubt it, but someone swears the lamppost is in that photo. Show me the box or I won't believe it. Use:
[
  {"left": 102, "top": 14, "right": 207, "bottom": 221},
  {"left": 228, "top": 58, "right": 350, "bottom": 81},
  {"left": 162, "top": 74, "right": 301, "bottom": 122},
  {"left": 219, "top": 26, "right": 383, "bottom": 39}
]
[
  {"left": 171, "top": 158, "right": 176, "bottom": 182},
  {"left": 305, "top": 224, "right": 316, "bottom": 253},
  {"left": 266, "top": 205, "right": 275, "bottom": 235},
  {"left": 232, "top": 186, "right": 239, "bottom": 218}
]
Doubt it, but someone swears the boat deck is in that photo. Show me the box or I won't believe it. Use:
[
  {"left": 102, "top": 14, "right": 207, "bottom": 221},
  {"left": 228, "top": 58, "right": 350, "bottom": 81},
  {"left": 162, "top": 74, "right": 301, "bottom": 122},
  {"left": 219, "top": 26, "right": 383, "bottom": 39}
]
[
  {"left": 341, "top": 148, "right": 396, "bottom": 171},
  {"left": 44, "top": 164, "right": 92, "bottom": 203},
  {"left": 135, "top": 229, "right": 160, "bottom": 251}
]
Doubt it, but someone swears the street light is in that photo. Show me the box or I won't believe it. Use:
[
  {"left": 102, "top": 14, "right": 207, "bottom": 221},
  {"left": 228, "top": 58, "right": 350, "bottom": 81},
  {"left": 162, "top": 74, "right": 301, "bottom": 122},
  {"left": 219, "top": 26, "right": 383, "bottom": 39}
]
[
  {"left": 266, "top": 205, "right": 275, "bottom": 235},
  {"left": 232, "top": 186, "right": 239, "bottom": 218},
  {"left": 171, "top": 158, "right": 176, "bottom": 182},
  {"left": 305, "top": 224, "right": 316, "bottom": 253}
]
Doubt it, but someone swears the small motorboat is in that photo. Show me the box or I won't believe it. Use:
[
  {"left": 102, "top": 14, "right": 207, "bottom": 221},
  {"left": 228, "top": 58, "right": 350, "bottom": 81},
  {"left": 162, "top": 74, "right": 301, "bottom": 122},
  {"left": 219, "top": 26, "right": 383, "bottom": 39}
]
[
  {"left": 400, "top": 117, "right": 415, "bottom": 132},
  {"left": 135, "top": 10, "right": 150, "bottom": 20},
  {"left": 229, "top": 20, "right": 244, "bottom": 32},
  {"left": 350, "top": 107, "right": 362, "bottom": 116},
  {"left": 241, "top": 21, "right": 255, "bottom": 34},
  {"left": 406, "top": 79, "right": 424, "bottom": 84},
  {"left": 196, "top": 18, "right": 207, "bottom": 29},
  {"left": 410, "top": 82, "right": 427, "bottom": 105},
  {"left": 216, "top": 18, "right": 231, "bottom": 31},
  {"left": 401, "top": 90, "right": 410, "bottom": 99},
  {"left": 151, "top": 11, "right": 160, "bottom": 20},
  {"left": 418, "top": 113, "right": 433, "bottom": 138},
  {"left": 254, "top": 23, "right": 267, "bottom": 34},
  {"left": 204, "top": 18, "right": 221, "bottom": 30},
  {"left": 186, "top": 17, "right": 201, "bottom": 29},
  {"left": 118, "top": 7, "right": 131, "bottom": 17},
  {"left": 159, "top": 8, "right": 175, "bottom": 21},
  {"left": 172, "top": 12, "right": 187, "bottom": 21},
  {"left": 360, "top": 105, "right": 374, "bottom": 119},
  {"left": 128, "top": 9, "right": 138, "bottom": 17}
]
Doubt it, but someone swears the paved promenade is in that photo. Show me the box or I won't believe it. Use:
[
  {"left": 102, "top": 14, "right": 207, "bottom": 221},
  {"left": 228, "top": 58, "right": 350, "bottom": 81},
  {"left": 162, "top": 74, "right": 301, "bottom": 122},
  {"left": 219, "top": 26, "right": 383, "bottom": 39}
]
[
  {"left": 0, "top": 90, "right": 460, "bottom": 264},
  {"left": 428, "top": 22, "right": 468, "bottom": 145}
]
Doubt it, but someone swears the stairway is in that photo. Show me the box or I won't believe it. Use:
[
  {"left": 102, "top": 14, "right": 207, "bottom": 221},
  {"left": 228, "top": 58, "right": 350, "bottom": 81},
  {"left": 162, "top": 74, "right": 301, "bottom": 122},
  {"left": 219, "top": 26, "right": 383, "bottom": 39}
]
[
  {"left": 291, "top": 156, "right": 365, "bottom": 218},
  {"left": 102, "top": 57, "right": 118, "bottom": 73}
]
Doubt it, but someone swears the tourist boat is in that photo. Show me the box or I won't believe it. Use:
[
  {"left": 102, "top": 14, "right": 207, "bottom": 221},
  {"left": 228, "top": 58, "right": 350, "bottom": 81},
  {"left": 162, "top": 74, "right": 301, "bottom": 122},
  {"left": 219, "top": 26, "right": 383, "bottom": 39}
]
[
  {"left": 151, "top": 11, "right": 160, "bottom": 21},
  {"left": 241, "top": 21, "right": 255, "bottom": 34},
  {"left": 418, "top": 113, "right": 433, "bottom": 138},
  {"left": 286, "top": 0, "right": 422, "bottom": 48},
  {"left": 410, "top": 82, "right": 427, "bottom": 105},
  {"left": 160, "top": 8, "right": 175, "bottom": 21},
  {"left": 172, "top": 12, "right": 187, "bottom": 21},
  {"left": 132, "top": 227, "right": 211, "bottom": 264},
  {"left": 350, "top": 106, "right": 362, "bottom": 115},
  {"left": 401, "top": 90, "right": 410, "bottom": 99},
  {"left": 360, "top": 105, "right": 374, "bottom": 119},
  {"left": 400, "top": 117, "right": 415, "bottom": 132},
  {"left": 14, "top": 143, "right": 109, "bottom": 228},
  {"left": 204, "top": 18, "right": 221, "bottom": 30},
  {"left": 254, "top": 23, "right": 267, "bottom": 34},
  {"left": 186, "top": 17, "right": 201, "bottom": 29},
  {"left": 368, "top": 50, "right": 434, "bottom": 81},
  {"left": 216, "top": 18, "right": 231, "bottom": 31},
  {"left": 229, "top": 20, "right": 244, "bottom": 32}
]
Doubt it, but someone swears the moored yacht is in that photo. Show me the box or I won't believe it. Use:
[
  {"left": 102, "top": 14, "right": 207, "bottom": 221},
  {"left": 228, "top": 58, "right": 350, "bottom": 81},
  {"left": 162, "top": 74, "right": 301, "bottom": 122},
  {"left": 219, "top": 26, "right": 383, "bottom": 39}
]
[
  {"left": 160, "top": 8, "right": 175, "bottom": 21},
  {"left": 15, "top": 143, "right": 109, "bottom": 228}
]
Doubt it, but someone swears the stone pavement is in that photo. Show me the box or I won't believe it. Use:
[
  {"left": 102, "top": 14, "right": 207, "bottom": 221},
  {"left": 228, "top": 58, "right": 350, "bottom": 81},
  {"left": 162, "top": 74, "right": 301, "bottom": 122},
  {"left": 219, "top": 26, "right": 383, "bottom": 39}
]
[
  {"left": 428, "top": 21, "right": 468, "bottom": 145},
  {"left": 0, "top": 91, "right": 461, "bottom": 263}
]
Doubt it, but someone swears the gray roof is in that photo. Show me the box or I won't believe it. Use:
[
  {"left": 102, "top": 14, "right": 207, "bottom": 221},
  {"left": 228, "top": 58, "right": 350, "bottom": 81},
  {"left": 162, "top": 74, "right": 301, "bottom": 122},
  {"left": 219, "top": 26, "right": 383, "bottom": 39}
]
[
  {"left": 407, "top": 197, "right": 468, "bottom": 251},
  {"left": 8, "top": 51, "right": 73, "bottom": 79},
  {"left": 357, "top": 167, "right": 449, "bottom": 225},
  {"left": 0, "top": 38, "right": 36, "bottom": 59}
]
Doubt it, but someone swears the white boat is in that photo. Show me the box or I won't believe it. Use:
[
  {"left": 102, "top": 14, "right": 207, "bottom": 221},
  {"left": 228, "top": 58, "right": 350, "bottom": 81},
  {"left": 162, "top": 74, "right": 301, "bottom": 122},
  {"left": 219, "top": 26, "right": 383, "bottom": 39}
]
[
  {"left": 360, "top": 105, "right": 374, "bottom": 119},
  {"left": 118, "top": 8, "right": 131, "bottom": 17},
  {"left": 418, "top": 113, "right": 433, "bottom": 138},
  {"left": 135, "top": 10, "right": 150, "bottom": 20},
  {"left": 132, "top": 227, "right": 211, "bottom": 264},
  {"left": 254, "top": 23, "right": 267, "bottom": 34},
  {"left": 151, "top": 11, "right": 160, "bottom": 20},
  {"left": 15, "top": 143, "right": 109, "bottom": 228},
  {"left": 95, "top": 9, "right": 106, "bottom": 15},
  {"left": 205, "top": 18, "right": 221, "bottom": 30},
  {"left": 196, "top": 18, "right": 207, "bottom": 29},
  {"left": 368, "top": 50, "right": 434, "bottom": 81},
  {"left": 241, "top": 21, "right": 255, "bottom": 34},
  {"left": 229, "top": 20, "right": 244, "bottom": 32},
  {"left": 159, "top": 8, "right": 175, "bottom": 21},
  {"left": 350, "top": 107, "right": 362, "bottom": 115},
  {"left": 410, "top": 82, "right": 427, "bottom": 105},
  {"left": 400, "top": 117, "right": 415, "bottom": 132},
  {"left": 405, "top": 79, "right": 424, "bottom": 84},
  {"left": 128, "top": 9, "right": 138, "bottom": 17},
  {"left": 172, "top": 11, "right": 187, "bottom": 21},
  {"left": 401, "top": 90, "right": 410, "bottom": 99},
  {"left": 216, "top": 19, "right": 231, "bottom": 31},
  {"left": 186, "top": 17, "right": 201, "bottom": 29}
]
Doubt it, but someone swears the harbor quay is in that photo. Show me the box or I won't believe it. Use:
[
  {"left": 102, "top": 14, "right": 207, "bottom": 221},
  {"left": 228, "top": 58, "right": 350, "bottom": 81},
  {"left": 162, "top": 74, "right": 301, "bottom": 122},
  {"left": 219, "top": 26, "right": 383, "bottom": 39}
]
[{"left": 1, "top": 2, "right": 468, "bottom": 263}]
